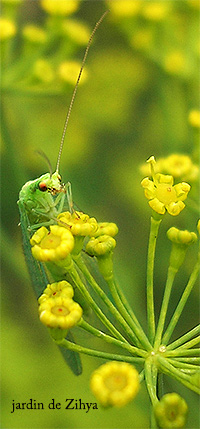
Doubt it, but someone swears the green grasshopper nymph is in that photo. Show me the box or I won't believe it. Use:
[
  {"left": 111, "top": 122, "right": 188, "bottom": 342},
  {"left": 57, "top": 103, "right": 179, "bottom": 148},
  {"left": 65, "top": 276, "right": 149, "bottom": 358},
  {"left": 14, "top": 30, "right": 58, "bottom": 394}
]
[{"left": 17, "top": 11, "right": 109, "bottom": 376}]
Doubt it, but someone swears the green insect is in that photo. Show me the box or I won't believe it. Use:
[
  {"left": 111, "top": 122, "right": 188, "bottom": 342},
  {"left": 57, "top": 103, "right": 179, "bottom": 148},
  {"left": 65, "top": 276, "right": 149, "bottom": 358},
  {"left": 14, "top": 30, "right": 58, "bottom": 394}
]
[{"left": 17, "top": 11, "right": 108, "bottom": 376}]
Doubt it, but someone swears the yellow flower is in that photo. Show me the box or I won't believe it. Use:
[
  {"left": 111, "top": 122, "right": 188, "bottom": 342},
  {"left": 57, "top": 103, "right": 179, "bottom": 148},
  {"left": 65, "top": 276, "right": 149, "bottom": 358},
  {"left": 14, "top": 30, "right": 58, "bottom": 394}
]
[
  {"left": 163, "top": 51, "right": 186, "bottom": 75},
  {"left": 107, "top": 0, "right": 141, "bottom": 17},
  {"left": 141, "top": 157, "right": 191, "bottom": 216},
  {"left": 142, "top": 2, "right": 171, "bottom": 21},
  {"left": 39, "top": 296, "right": 82, "bottom": 329},
  {"left": 57, "top": 211, "right": 98, "bottom": 237},
  {"left": 0, "top": 18, "right": 16, "bottom": 41},
  {"left": 140, "top": 154, "right": 199, "bottom": 182},
  {"left": 40, "top": 0, "right": 79, "bottom": 16},
  {"left": 22, "top": 25, "right": 47, "bottom": 44},
  {"left": 38, "top": 281, "right": 74, "bottom": 304},
  {"left": 94, "top": 222, "right": 118, "bottom": 238},
  {"left": 188, "top": 110, "right": 200, "bottom": 128},
  {"left": 86, "top": 235, "right": 116, "bottom": 257},
  {"left": 154, "top": 393, "right": 188, "bottom": 429},
  {"left": 90, "top": 361, "right": 139, "bottom": 407},
  {"left": 167, "top": 227, "right": 197, "bottom": 245},
  {"left": 30, "top": 225, "right": 74, "bottom": 262},
  {"left": 58, "top": 61, "right": 87, "bottom": 86},
  {"left": 62, "top": 19, "right": 90, "bottom": 45},
  {"left": 197, "top": 220, "right": 200, "bottom": 235}
]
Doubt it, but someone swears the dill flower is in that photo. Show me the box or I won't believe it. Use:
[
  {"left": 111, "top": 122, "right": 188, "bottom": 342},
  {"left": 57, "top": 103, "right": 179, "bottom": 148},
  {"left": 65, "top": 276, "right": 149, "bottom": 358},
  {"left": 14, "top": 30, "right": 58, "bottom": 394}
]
[
  {"left": 38, "top": 281, "right": 74, "bottom": 304},
  {"left": 94, "top": 222, "right": 118, "bottom": 238},
  {"left": 62, "top": 19, "right": 90, "bottom": 45},
  {"left": 30, "top": 225, "right": 74, "bottom": 262},
  {"left": 167, "top": 227, "right": 197, "bottom": 246},
  {"left": 154, "top": 393, "right": 188, "bottom": 428},
  {"left": 90, "top": 361, "right": 139, "bottom": 407},
  {"left": 163, "top": 51, "right": 186, "bottom": 75},
  {"left": 86, "top": 235, "right": 116, "bottom": 280},
  {"left": 58, "top": 61, "right": 87, "bottom": 86},
  {"left": 57, "top": 211, "right": 98, "bottom": 237},
  {"left": 22, "top": 25, "right": 47, "bottom": 44},
  {"left": 38, "top": 296, "right": 82, "bottom": 329},
  {"left": 141, "top": 156, "right": 191, "bottom": 216},
  {"left": 40, "top": 0, "right": 79, "bottom": 16},
  {"left": 140, "top": 154, "right": 199, "bottom": 182},
  {"left": 107, "top": 0, "right": 141, "bottom": 17},
  {"left": 142, "top": 2, "right": 171, "bottom": 21},
  {"left": 188, "top": 110, "right": 200, "bottom": 128},
  {"left": 0, "top": 17, "right": 16, "bottom": 40}
]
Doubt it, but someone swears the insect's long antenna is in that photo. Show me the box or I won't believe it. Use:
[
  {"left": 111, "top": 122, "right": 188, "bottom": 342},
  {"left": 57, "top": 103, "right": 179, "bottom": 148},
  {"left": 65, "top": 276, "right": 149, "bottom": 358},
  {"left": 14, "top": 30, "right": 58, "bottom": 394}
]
[
  {"left": 56, "top": 10, "right": 109, "bottom": 173},
  {"left": 36, "top": 150, "right": 53, "bottom": 176}
]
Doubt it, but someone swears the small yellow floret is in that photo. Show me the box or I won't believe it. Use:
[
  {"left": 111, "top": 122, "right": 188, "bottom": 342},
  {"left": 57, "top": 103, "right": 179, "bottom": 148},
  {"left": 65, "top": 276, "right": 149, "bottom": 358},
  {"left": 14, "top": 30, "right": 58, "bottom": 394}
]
[
  {"left": 164, "top": 51, "right": 186, "bottom": 75},
  {"left": 90, "top": 361, "right": 139, "bottom": 407},
  {"left": 94, "top": 222, "right": 118, "bottom": 238},
  {"left": 39, "top": 296, "right": 82, "bottom": 329},
  {"left": 40, "top": 0, "right": 79, "bottom": 16},
  {"left": 86, "top": 235, "right": 116, "bottom": 257},
  {"left": 188, "top": 110, "right": 200, "bottom": 128},
  {"left": 38, "top": 281, "right": 74, "bottom": 304},
  {"left": 0, "top": 18, "right": 16, "bottom": 40},
  {"left": 142, "top": 2, "right": 170, "bottom": 20},
  {"left": 30, "top": 225, "right": 74, "bottom": 262},
  {"left": 107, "top": 0, "right": 141, "bottom": 17},
  {"left": 22, "top": 25, "right": 47, "bottom": 43},
  {"left": 62, "top": 19, "right": 90, "bottom": 45},
  {"left": 154, "top": 393, "right": 188, "bottom": 429},
  {"left": 141, "top": 157, "right": 191, "bottom": 216},
  {"left": 167, "top": 227, "right": 197, "bottom": 245},
  {"left": 57, "top": 211, "right": 98, "bottom": 237},
  {"left": 58, "top": 61, "right": 87, "bottom": 86}
]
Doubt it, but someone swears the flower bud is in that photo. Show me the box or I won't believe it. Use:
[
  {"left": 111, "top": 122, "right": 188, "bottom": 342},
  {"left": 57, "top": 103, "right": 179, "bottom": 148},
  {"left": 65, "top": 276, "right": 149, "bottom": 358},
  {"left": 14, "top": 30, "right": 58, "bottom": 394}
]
[{"left": 154, "top": 393, "right": 188, "bottom": 428}]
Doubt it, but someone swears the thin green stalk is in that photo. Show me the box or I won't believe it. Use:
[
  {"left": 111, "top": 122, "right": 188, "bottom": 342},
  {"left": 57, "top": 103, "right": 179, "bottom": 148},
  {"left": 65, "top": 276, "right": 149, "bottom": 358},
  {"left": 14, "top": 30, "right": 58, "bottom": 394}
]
[
  {"left": 166, "top": 325, "right": 200, "bottom": 350},
  {"left": 79, "top": 319, "right": 147, "bottom": 358},
  {"left": 171, "top": 357, "right": 200, "bottom": 364},
  {"left": 157, "top": 355, "right": 200, "bottom": 394},
  {"left": 167, "top": 358, "right": 199, "bottom": 371},
  {"left": 154, "top": 266, "right": 177, "bottom": 350},
  {"left": 67, "top": 263, "right": 127, "bottom": 342},
  {"left": 147, "top": 217, "right": 162, "bottom": 344},
  {"left": 58, "top": 339, "right": 144, "bottom": 363},
  {"left": 107, "top": 277, "right": 152, "bottom": 350},
  {"left": 74, "top": 254, "right": 145, "bottom": 347},
  {"left": 172, "top": 336, "right": 200, "bottom": 351},
  {"left": 162, "top": 257, "right": 200, "bottom": 345},
  {"left": 144, "top": 357, "right": 158, "bottom": 406},
  {"left": 165, "top": 348, "right": 200, "bottom": 357}
]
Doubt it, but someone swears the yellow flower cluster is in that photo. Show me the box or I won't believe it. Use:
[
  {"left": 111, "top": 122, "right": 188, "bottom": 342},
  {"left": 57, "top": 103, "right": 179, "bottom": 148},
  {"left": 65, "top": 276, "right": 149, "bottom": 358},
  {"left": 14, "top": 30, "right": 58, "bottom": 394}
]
[
  {"left": 90, "top": 361, "right": 139, "bottom": 407},
  {"left": 38, "top": 281, "right": 82, "bottom": 329},
  {"left": 0, "top": 17, "right": 16, "bottom": 41},
  {"left": 57, "top": 211, "right": 98, "bottom": 237},
  {"left": 140, "top": 154, "right": 199, "bottom": 182},
  {"left": 40, "top": 0, "right": 79, "bottom": 16}
]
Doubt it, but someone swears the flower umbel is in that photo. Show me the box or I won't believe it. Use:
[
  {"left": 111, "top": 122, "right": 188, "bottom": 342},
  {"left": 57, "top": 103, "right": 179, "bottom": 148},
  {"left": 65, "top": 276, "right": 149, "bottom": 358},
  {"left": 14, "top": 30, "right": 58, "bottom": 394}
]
[
  {"left": 141, "top": 156, "right": 191, "bottom": 215},
  {"left": 38, "top": 295, "right": 82, "bottom": 329},
  {"left": 90, "top": 361, "right": 139, "bottom": 407},
  {"left": 154, "top": 393, "right": 188, "bottom": 428},
  {"left": 30, "top": 225, "right": 74, "bottom": 262}
]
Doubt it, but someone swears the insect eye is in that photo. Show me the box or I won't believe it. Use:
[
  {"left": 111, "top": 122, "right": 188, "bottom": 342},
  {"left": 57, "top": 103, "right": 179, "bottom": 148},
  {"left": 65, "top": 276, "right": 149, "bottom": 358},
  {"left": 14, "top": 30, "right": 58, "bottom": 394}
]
[{"left": 39, "top": 182, "right": 48, "bottom": 192}]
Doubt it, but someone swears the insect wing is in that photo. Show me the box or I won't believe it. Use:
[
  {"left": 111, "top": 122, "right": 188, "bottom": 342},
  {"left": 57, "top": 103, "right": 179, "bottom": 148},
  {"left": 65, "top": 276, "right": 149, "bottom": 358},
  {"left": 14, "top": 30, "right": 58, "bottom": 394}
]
[{"left": 18, "top": 200, "right": 82, "bottom": 375}]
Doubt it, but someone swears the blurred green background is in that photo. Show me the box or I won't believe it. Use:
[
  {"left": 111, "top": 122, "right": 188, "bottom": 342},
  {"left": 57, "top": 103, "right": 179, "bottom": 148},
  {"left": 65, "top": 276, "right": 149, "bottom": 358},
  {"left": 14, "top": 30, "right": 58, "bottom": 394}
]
[{"left": 1, "top": 0, "right": 199, "bottom": 428}]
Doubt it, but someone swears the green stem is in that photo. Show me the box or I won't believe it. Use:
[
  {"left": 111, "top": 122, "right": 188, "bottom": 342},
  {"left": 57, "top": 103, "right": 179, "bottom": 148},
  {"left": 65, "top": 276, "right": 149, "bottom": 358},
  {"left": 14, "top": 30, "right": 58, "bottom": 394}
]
[
  {"left": 74, "top": 254, "right": 145, "bottom": 347},
  {"left": 162, "top": 256, "right": 200, "bottom": 345},
  {"left": 167, "top": 358, "right": 199, "bottom": 372},
  {"left": 144, "top": 357, "right": 159, "bottom": 406},
  {"left": 166, "top": 325, "right": 200, "bottom": 350},
  {"left": 79, "top": 319, "right": 147, "bottom": 358},
  {"left": 171, "top": 357, "right": 200, "bottom": 364},
  {"left": 173, "top": 336, "right": 200, "bottom": 351},
  {"left": 147, "top": 217, "right": 162, "bottom": 344},
  {"left": 57, "top": 339, "right": 144, "bottom": 363},
  {"left": 67, "top": 262, "right": 127, "bottom": 342},
  {"left": 107, "top": 277, "right": 152, "bottom": 350},
  {"left": 157, "top": 355, "right": 200, "bottom": 394},
  {"left": 165, "top": 348, "right": 200, "bottom": 357},
  {"left": 154, "top": 266, "right": 177, "bottom": 350}
]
